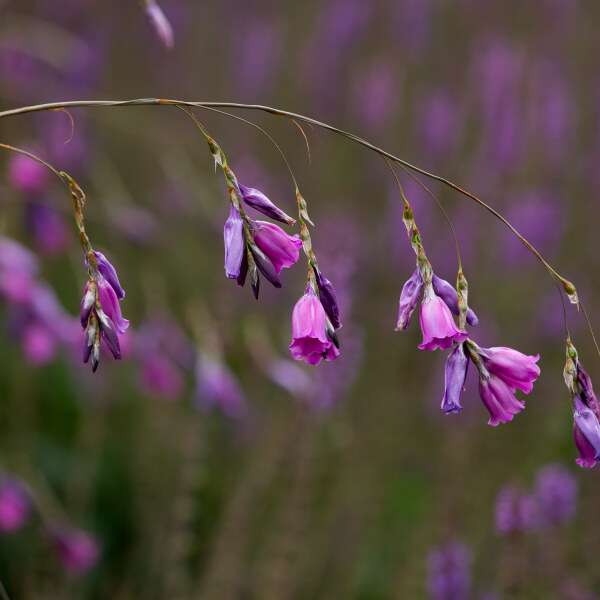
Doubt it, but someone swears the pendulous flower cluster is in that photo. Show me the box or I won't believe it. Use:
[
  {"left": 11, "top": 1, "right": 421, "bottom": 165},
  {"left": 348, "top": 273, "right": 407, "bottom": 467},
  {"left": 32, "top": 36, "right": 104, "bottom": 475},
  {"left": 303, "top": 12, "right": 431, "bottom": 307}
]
[
  {"left": 396, "top": 211, "right": 540, "bottom": 426},
  {"left": 81, "top": 251, "right": 128, "bottom": 372}
]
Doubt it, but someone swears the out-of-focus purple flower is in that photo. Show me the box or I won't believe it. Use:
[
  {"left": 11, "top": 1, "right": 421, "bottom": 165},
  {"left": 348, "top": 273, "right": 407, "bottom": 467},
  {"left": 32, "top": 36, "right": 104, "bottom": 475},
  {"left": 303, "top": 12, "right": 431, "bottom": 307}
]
[
  {"left": 145, "top": 0, "right": 174, "bottom": 49},
  {"left": 442, "top": 343, "right": 469, "bottom": 414},
  {"left": 426, "top": 540, "right": 471, "bottom": 600},
  {"left": 314, "top": 267, "right": 341, "bottom": 330},
  {"left": 349, "top": 60, "right": 397, "bottom": 133},
  {"left": 479, "top": 346, "right": 540, "bottom": 395},
  {"left": 0, "top": 477, "right": 31, "bottom": 534},
  {"left": 52, "top": 528, "right": 101, "bottom": 574},
  {"left": 266, "top": 358, "right": 313, "bottom": 398},
  {"left": 396, "top": 267, "right": 423, "bottom": 331},
  {"left": 224, "top": 204, "right": 245, "bottom": 280},
  {"left": 26, "top": 204, "right": 70, "bottom": 256},
  {"left": 195, "top": 354, "right": 247, "bottom": 419},
  {"left": 21, "top": 322, "right": 58, "bottom": 365},
  {"left": 6, "top": 151, "right": 48, "bottom": 194},
  {"left": 417, "top": 88, "right": 461, "bottom": 157},
  {"left": 432, "top": 274, "right": 478, "bottom": 327},
  {"left": 253, "top": 221, "right": 302, "bottom": 275},
  {"left": 140, "top": 353, "right": 184, "bottom": 401},
  {"left": 534, "top": 464, "right": 578, "bottom": 526},
  {"left": 494, "top": 484, "right": 538, "bottom": 535},
  {"left": 573, "top": 396, "right": 600, "bottom": 468},
  {"left": 418, "top": 283, "right": 467, "bottom": 351},
  {"left": 289, "top": 286, "right": 339, "bottom": 366},
  {"left": 238, "top": 183, "right": 295, "bottom": 226}
]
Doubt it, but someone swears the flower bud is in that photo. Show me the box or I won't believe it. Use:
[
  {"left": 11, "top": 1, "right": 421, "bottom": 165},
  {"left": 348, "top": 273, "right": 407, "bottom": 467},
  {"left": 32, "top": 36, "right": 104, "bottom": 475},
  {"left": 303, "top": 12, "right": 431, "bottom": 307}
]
[{"left": 396, "top": 267, "right": 423, "bottom": 331}]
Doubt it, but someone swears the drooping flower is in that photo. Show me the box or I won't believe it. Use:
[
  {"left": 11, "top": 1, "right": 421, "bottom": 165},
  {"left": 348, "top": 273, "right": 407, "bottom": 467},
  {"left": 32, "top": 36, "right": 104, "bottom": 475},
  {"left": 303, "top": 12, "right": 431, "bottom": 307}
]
[
  {"left": 396, "top": 267, "right": 423, "bottom": 331},
  {"left": 52, "top": 528, "right": 101, "bottom": 574},
  {"left": 195, "top": 354, "right": 247, "bottom": 419},
  {"left": 442, "top": 343, "right": 469, "bottom": 414},
  {"left": 314, "top": 266, "right": 342, "bottom": 329},
  {"left": 90, "top": 252, "right": 125, "bottom": 300},
  {"left": 573, "top": 396, "right": 600, "bottom": 468},
  {"left": 534, "top": 464, "right": 578, "bottom": 526},
  {"left": 253, "top": 221, "right": 302, "bottom": 274},
  {"left": 418, "top": 282, "right": 467, "bottom": 351},
  {"left": 223, "top": 204, "right": 245, "bottom": 279},
  {"left": 426, "top": 540, "right": 472, "bottom": 600},
  {"left": 238, "top": 183, "right": 295, "bottom": 225},
  {"left": 494, "top": 484, "right": 539, "bottom": 535},
  {"left": 0, "top": 477, "right": 31, "bottom": 534},
  {"left": 479, "top": 346, "right": 540, "bottom": 394},
  {"left": 289, "top": 286, "right": 339, "bottom": 365},
  {"left": 145, "top": 0, "right": 174, "bottom": 49},
  {"left": 96, "top": 278, "right": 129, "bottom": 334}
]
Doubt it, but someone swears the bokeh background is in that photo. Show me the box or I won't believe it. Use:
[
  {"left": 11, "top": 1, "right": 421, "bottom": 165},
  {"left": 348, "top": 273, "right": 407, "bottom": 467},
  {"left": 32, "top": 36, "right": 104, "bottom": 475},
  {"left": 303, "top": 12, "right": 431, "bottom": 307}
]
[{"left": 1, "top": 0, "right": 600, "bottom": 598}]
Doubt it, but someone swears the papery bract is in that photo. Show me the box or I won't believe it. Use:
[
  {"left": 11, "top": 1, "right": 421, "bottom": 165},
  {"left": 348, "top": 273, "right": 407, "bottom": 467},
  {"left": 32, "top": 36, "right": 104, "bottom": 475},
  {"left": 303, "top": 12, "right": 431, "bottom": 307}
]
[
  {"left": 418, "top": 283, "right": 467, "bottom": 351},
  {"left": 289, "top": 286, "right": 339, "bottom": 365}
]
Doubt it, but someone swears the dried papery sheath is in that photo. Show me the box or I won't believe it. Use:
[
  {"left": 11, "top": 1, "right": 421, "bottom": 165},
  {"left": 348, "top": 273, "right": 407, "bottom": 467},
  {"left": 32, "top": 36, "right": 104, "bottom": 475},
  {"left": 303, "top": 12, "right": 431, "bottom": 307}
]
[
  {"left": 80, "top": 280, "right": 96, "bottom": 329},
  {"left": 91, "top": 326, "right": 101, "bottom": 373},
  {"left": 145, "top": 0, "right": 174, "bottom": 49},
  {"left": 442, "top": 342, "right": 469, "bottom": 414},
  {"left": 83, "top": 313, "right": 98, "bottom": 365},
  {"left": 432, "top": 274, "right": 478, "bottom": 327},
  {"left": 236, "top": 247, "right": 249, "bottom": 287},
  {"left": 238, "top": 183, "right": 296, "bottom": 226},
  {"left": 396, "top": 267, "right": 423, "bottom": 331},
  {"left": 314, "top": 266, "right": 341, "bottom": 329},
  {"left": 247, "top": 249, "right": 260, "bottom": 299},
  {"left": 95, "top": 305, "right": 121, "bottom": 360}
]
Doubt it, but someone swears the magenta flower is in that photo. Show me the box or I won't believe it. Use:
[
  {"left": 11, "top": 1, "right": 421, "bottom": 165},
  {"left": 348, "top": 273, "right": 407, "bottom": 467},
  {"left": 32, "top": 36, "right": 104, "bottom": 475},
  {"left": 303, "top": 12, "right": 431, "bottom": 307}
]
[
  {"left": 0, "top": 478, "right": 31, "bottom": 534},
  {"left": 145, "top": 0, "right": 174, "bottom": 49},
  {"left": 253, "top": 221, "right": 302, "bottom": 274},
  {"left": 52, "top": 528, "right": 101, "bottom": 574},
  {"left": 289, "top": 286, "right": 339, "bottom": 365},
  {"left": 479, "top": 373, "right": 526, "bottom": 426},
  {"left": 238, "top": 183, "right": 295, "bottom": 225},
  {"left": 223, "top": 204, "right": 245, "bottom": 279},
  {"left": 480, "top": 346, "right": 541, "bottom": 394},
  {"left": 418, "top": 283, "right": 467, "bottom": 351},
  {"left": 442, "top": 343, "right": 469, "bottom": 414}
]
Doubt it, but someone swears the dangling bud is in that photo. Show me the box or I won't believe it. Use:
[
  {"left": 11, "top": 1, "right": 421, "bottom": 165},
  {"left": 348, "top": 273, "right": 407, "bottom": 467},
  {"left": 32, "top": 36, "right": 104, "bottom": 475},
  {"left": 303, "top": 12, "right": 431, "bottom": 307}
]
[{"left": 80, "top": 280, "right": 96, "bottom": 329}]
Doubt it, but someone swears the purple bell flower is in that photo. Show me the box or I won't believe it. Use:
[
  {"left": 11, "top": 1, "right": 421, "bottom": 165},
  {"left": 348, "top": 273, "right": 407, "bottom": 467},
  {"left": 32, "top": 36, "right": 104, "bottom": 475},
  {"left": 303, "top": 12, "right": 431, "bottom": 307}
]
[
  {"left": 442, "top": 343, "right": 469, "bottom": 414},
  {"left": 238, "top": 183, "right": 295, "bottom": 225},
  {"left": 573, "top": 396, "right": 600, "bottom": 468},
  {"left": 418, "top": 283, "right": 468, "bottom": 351},
  {"left": 224, "top": 204, "right": 245, "bottom": 280},
  {"left": 480, "top": 346, "right": 540, "bottom": 394},
  {"left": 396, "top": 267, "right": 423, "bottom": 331}
]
